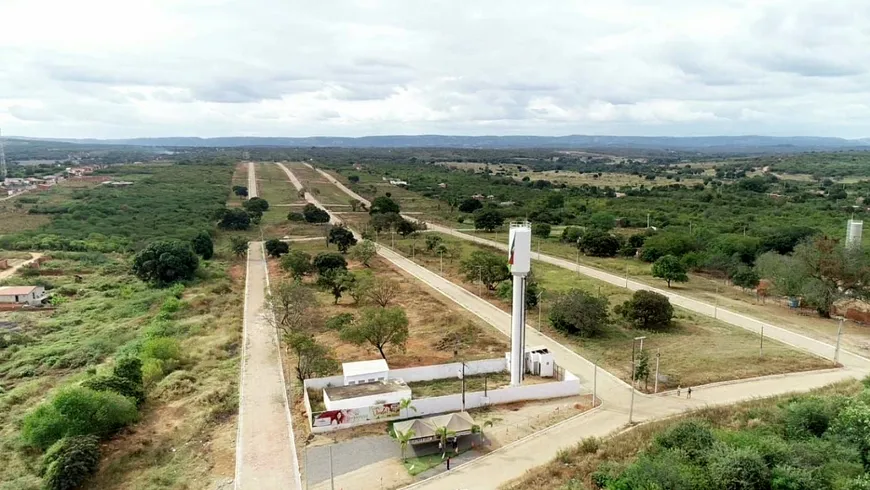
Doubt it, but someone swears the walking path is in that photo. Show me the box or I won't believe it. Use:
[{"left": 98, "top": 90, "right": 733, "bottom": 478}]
[
  {"left": 247, "top": 161, "right": 258, "bottom": 198},
  {"left": 234, "top": 163, "right": 301, "bottom": 489},
  {"left": 292, "top": 164, "right": 870, "bottom": 489},
  {"left": 0, "top": 253, "right": 43, "bottom": 281}
]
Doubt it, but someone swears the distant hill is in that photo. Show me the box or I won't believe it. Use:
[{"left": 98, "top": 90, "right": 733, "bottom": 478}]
[{"left": 11, "top": 134, "right": 870, "bottom": 152}]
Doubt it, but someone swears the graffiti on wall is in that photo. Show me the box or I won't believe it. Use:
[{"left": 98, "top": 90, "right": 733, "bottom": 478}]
[{"left": 312, "top": 402, "right": 400, "bottom": 428}]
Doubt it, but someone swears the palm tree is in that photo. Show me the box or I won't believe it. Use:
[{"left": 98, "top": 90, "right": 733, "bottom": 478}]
[
  {"left": 399, "top": 398, "right": 417, "bottom": 419},
  {"left": 471, "top": 420, "right": 495, "bottom": 441},
  {"left": 396, "top": 429, "right": 415, "bottom": 462},
  {"left": 435, "top": 426, "right": 456, "bottom": 458}
]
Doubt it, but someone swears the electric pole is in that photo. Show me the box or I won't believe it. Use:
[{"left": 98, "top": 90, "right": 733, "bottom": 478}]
[{"left": 0, "top": 127, "right": 7, "bottom": 180}]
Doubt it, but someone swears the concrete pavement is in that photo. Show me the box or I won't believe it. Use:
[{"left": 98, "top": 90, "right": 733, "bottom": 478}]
[
  {"left": 234, "top": 241, "right": 302, "bottom": 489},
  {"left": 247, "top": 162, "right": 258, "bottom": 198}
]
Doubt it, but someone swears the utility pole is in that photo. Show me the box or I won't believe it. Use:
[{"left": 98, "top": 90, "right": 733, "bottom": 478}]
[
  {"left": 0, "top": 127, "right": 6, "bottom": 180},
  {"left": 390, "top": 226, "right": 395, "bottom": 249},
  {"left": 759, "top": 323, "right": 764, "bottom": 357},
  {"left": 329, "top": 445, "right": 335, "bottom": 490},
  {"left": 477, "top": 266, "right": 483, "bottom": 296},
  {"left": 647, "top": 213, "right": 650, "bottom": 229},
  {"left": 714, "top": 284, "right": 719, "bottom": 319},
  {"left": 593, "top": 362, "right": 598, "bottom": 407},
  {"left": 537, "top": 290, "right": 544, "bottom": 331},
  {"left": 835, "top": 318, "right": 843, "bottom": 363},
  {"left": 629, "top": 339, "right": 636, "bottom": 424},
  {"left": 439, "top": 249, "right": 444, "bottom": 274},
  {"left": 625, "top": 262, "right": 629, "bottom": 288},
  {"left": 654, "top": 350, "right": 660, "bottom": 394},
  {"left": 461, "top": 362, "right": 466, "bottom": 411}
]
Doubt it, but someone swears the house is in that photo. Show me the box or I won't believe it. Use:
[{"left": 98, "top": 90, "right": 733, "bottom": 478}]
[
  {"left": 389, "top": 179, "right": 409, "bottom": 186},
  {"left": 438, "top": 183, "right": 447, "bottom": 188},
  {"left": 343, "top": 359, "right": 389, "bottom": 385},
  {"left": 0, "top": 286, "right": 47, "bottom": 306}
]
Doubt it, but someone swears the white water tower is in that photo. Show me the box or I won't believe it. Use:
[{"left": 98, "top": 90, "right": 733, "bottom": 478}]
[
  {"left": 508, "top": 222, "right": 532, "bottom": 386},
  {"left": 847, "top": 219, "right": 863, "bottom": 250}
]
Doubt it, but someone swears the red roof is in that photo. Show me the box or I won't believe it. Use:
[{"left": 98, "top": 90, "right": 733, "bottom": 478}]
[{"left": 0, "top": 286, "right": 39, "bottom": 296}]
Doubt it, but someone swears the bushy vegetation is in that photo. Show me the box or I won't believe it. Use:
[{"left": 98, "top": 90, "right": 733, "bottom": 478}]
[
  {"left": 131, "top": 240, "right": 200, "bottom": 285},
  {"left": 1, "top": 163, "right": 233, "bottom": 252},
  {"left": 513, "top": 381, "right": 870, "bottom": 490},
  {"left": 40, "top": 435, "right": 101, "bottom": 490}
]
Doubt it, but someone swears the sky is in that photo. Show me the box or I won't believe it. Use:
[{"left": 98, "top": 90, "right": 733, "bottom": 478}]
[{"left": 1, "top": 0, "right": 869, "bottom": 139}]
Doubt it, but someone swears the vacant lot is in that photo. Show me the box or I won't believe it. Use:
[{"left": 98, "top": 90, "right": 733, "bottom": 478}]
[
  {"left": 288, "top": 162, "right": 357, "bottom": 206},
  {"left": 382, "top": 232, "right": 830, "bottom": 391}
]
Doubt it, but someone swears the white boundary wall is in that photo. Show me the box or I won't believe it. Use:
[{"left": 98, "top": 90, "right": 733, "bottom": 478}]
[{"left": 304, "top": 359, "right": 581, "bottom": 433}]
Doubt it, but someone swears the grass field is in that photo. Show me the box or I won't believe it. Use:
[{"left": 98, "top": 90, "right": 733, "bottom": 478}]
[
  {"left": 0, "top": 180, "right": 100, "bottom": 234},
  {"left": 287, "top": 162, "right": 356, "bottom": 206},
  {"left": 380, "top": 232, "right": 830, "bottom": 391}
]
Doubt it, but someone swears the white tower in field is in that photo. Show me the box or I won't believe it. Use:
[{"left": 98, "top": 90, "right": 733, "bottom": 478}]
[
  {"left": 508, "top": 222, "right": 532, "bottom": 386},
  {"left": 847, "top": 219, "right": 863, "bottom": 250},
  {"left": 0, "top": 128, "right": 7, "bottom": 180}
]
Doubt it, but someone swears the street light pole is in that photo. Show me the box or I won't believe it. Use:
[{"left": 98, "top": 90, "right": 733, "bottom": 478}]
[
  {"left": 593, "top": 362, "right": 598, "bottom": 406},
  {"left": 654, "top": 350, "right": 660, "bottom": 394},
  {"left": 759, "top": 324, "right": 764, "bottom": 357},
  {"left": 537, "top": 290, "right": 544, "bottom": 331},
  {"left": 835, "top": 318, "right": 843, "bottom": 363},
  {"left": 439, "top": 249, "right": 444, "bottom": 274},
  {"left": 629, "top": 339, "right": 636, "bottom": 424},
  {"left": 477, "top": 267, "right": 483, "bottom": 296}
]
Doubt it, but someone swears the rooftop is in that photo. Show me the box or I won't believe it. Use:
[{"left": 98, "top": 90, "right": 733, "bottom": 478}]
[
  {"left": 343, "top": 359, "right": 389, "bottom": 378},
  {"left": 0, "top": 286, "right": 39, "bottom": 296},
  {"left": 324, "top": 378, "right": 409, "bottom": 401},
  {"left": 393, "top": 412, "right": 477, "bottom": 442}
]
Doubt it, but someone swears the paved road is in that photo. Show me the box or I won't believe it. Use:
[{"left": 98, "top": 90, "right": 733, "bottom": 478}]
[
  {"left": 275, "top": 163, "right": 341, "bottom": 225},
  {"left": 306, "top": 436, "right": 399, "bottom": 486},
  {"left": 234, "top": 242, "right": 302, "bottom": 489},
  {"left": 247, "top": 162, "right": 259, "bottom": 198}
]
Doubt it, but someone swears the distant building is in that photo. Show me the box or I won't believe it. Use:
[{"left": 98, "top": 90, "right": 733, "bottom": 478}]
[
  {"left": 343, "top": 359, "right": 389, "bottom": 385},
  {"left": 0, "top": 286, "right": 47, "bottom": 306},
  {"left": 438, "top": 183, "right": 447, "bottom": 188},
  {"left": 389, "top": 179, "right": 408, "bottom": 186}
]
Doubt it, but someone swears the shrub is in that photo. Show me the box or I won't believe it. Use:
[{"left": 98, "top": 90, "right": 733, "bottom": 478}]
[
  {"left": 190, "top": 231, "right": 214, "bottom": 260},
  {"left": 548, "top": 289, "right": 609, "bottom": 337},
  {"left": 654, "top": 420, "right": 716, "bottom": 462},
  {"left": 242, "top": 197, "right": 269, "bottom": 213},
  {"left": 21, "top": 387, "right": 139, "bottom": 449},
  {"left": 617, "top": 290, "right": 674, "bottom": 330},
  {"left": 578, "top": 230, "right": 621, "bottom": 257},
  {"left": 41, "top": 435, "right": 100, "bottom": 490},
  {"left": 561, "top": 226, "right": 583, "bottom": 244},
  {"left": 218, "top": 208, "right": 251, "bottom": 230},
  {"left": 531, "top": 222, "right": 551, "bottom": 239},
  {"left": 708, "top": 446, "right": 770, "bottom": 490},
  {"left": 287, "top": 211, "right": 305, "bottom": 222},
  {"left": 303, "top": 203, "right": 330, "bottom": 223},
  {"left": 313, "top": 253, "right": 348, "bottom": 275},
  {"left": 265, "top": 238, "right": 290, "bottom": 258},
  {"left": 281, "top": 250, "right": 313, "bottom": 278},
  {"left": 81, "top": 374, "right": 145, "bottom": 407},
  {"left": 113, "top": 356, "right": 143, "bottom": 386},
  {"left": 611, "top": 449, "right": 711, "bottom": 489},
  {"left": 326, "top": 313, "right": 354, "bottom": 331},
  {"left": 142, "top": 337, "right": 182, "bottom": 368},
  {"left": 770, "top": 465, "right": 815, "bottom": 490},
  {"left": 142, "top": 358, "right": 165, "bottom": 387},
  {"left": 132, "top": 240, "right": 199, "bottom": 286},
  {"left": 782, "top": 397, "right": 832, "bottom": 439}
]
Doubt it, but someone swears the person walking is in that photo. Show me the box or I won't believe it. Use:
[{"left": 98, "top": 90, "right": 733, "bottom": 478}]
[{"left": 687, "top": 387, "right": 692, "bottom": 399}]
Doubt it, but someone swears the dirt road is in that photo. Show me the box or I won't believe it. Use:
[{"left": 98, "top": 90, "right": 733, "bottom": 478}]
[{"left": 0, "top": 253, "right": 43, "bottom": 281}]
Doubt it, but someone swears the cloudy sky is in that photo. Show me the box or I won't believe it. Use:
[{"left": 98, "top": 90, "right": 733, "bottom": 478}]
[{"left": 1, "top": 0, "right": 869, "bottom": 139}]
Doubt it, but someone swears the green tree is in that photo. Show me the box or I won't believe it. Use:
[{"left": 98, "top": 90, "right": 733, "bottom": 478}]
[
  {"left": 474, "top": 210, "right": 504, "bottom": 232},
  {"left": 313, "top": 252, "right": 348, "bottom": 275},
  {"left": 243, "top": 197, "right": 269, "bottom": 213},
  {"left": 350, "top": 239, "right": 377, "bottom": 266},
  {"left": 287, "top": 211, "right": 305, "bottom": 222},
  {"left": 708, "top": 446, "right": 770, "bottom": 490},
  {"left": 230, "top": 236, "right": 248, "bottom": 257},
  {"left": 618, "top": 290, "right": 674, "bottom": 330},
  {"left": 132, "top": 240, "right": 199, "bottom": 286},
  {"left": 370, "top": 196, "right": 400, "bottom": 214},
  {"left": 348, "top": 175, "right": 360, "bottom": 184},
  {"left": 578, "top": 230, "right": 621, "bottom": 257},
  {"left": 191, "top": 231, "right": 214, "bottom": 260},
  {"left": 458, "top": 198, "right": 483, "bottom": 213},
  {"left": 218, "top": 208, "right": 251, "bottom": 230},
  {"left": 349, "top": 270, "right": 374, "bottom": 304},
  {"left": 460, "top": 250, "right": 510, "bottom": 290},
  {"left": 396, "top": 219, "right": 417, "bottom": 237},
  {"left": 232, "top": 185, "right": 248, "bottom": 197},
  {"left": 561, "top": 226, "right": 583, "bottom": 244},
  {"left": 548, "top": 289, "right": 609, "bottom": 337},
  {"left": 755, "top": 252, "right": 804, "bottom": 298},
  {"left": 399, "top": 397, "right": 417, "bottom": 419},
  {"left": 264, "top": 238, "right": 290, "bottom": 258},
  {"left": 328, "top": 226, "right": 358, "bottom": 253},
  {"left": 425, "top": 234, "right": 443, "bottom": 252},
  {"left": 634, "top": 349, "right": 650, "bottom": 390},
  {"left": 793, "top": 236, "right": 870, "bottom": 317},
  {"left": 41, "top": 435, "right": 100, "bottom": 490},
  {"left": 652, "top": 255, "right": 689, "bottom": 287},
  {"left": 641, "top": 232, "right": 697, "bottom": 262},
  {"left": 82, "top": 373, "right": 145, "bottom": 407},
  {"left": 588, "top": 212, "right": 616, "bottom": 231},
  {"left": 280, "top": 250, "right": 313, "bottom": 278},
  {"left": 285, "top": 332, "right": 339, "bottom": 382},
  {"left": 349, "top": 198, "right": 362, "bottom": 211},
  {"left": 370, "top": 212, "right": 404, "bottom": 232},
  {"left": 340, "top": 306, "right": 409, "bottom": 360},
  {"left": 317, "top": 268, "right": 356, "bottom": 304},
  {"left": 731, "top": 265, "right": 760, "bottom": 291},
  {"left": 532, "top": 222, "right": 551, "bottom": 239},
  {"left": 397, "top": 429, "right": 415, "bottom": 462},
  {"left": 303, "top": 203, "right": 330, "bottom": 223}
]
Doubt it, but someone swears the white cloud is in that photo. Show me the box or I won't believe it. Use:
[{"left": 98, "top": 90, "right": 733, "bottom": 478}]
[{"left": 0, "top": 0, "right": 869, "bottom": 138}]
